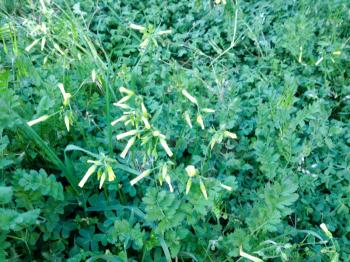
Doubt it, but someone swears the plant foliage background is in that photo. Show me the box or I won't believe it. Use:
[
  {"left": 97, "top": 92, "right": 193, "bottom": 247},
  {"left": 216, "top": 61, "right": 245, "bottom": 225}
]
[{"left": 0, "top": 0, "right": 349, "bottom": 261}]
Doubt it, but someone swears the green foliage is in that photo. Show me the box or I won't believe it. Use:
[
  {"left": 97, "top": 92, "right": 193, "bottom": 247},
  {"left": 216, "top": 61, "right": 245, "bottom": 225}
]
[{"left": 0, "top": 0, "right": 349, "bottom": 260}]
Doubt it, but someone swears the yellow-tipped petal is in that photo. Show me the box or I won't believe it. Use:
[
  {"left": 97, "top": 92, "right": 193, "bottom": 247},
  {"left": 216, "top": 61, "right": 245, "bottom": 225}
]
[
  {"left": 130, "top": 170, "right": 151, "bottom": 186},
  {"left": 199, "top": 179, "right": 208, "bottom": 199},
  {"left": 120, "top": 136, "right": 136, "bottom": 159},
  {"left": 106, "top": 165, "right": 116, "bottom": 182},
  {"left": 78, "top": 165, "right": 97, "bottom": 188},
  {"left": 196, "top": 114, "right": 205, "bottom": 130},
  {"left": 99, "top": 172, "right": 106, "bottom": 189},
  {"left": 116, "top": 129, "right": 138, "bottom": 140},
  {"left": 160, "top": 138, "right": 173, "bottom": 157},
  {"left": 184, "top": 111, "right": 192, "bottom": 128},
  {"left": 27, "top": 114, "right": 50, "bottom": 126},
  {"left": 186, "top": 178, "right": 192, "bottom": 194},
  {"left": 182, "top": 89, "right": 198, "bottom": 104}
]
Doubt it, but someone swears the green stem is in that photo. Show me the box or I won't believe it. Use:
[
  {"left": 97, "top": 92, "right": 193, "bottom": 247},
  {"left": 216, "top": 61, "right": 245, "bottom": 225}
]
[
  {"left": 104, "top": 75, "right": 113, "bottom": 156},
  {"left": 18, "top": 119, "right": 79, "bottom": 193}
]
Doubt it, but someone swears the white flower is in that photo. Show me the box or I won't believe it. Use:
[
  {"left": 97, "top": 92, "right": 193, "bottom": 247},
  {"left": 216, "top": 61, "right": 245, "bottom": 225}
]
[
  {"left": 142, "top": 117, "right": 151, "bottom": 129},
  {"left": 27, "top": 114, "right": 50, "bottom": 126},
  {"left": 157, "top": 29, "right": 172, "bottom": 35},
  {"left": 185, "top": 165, "right": 197, "bottom": 177},
  {"left": 58, "top": 83, "right": 71, "bottom": 106},
  {"left": 182, "top": 89, "right": 198, "bottom": 105},
  {"left": 25, "top": 39, "right": 39, "bottom": 52},
  {"left": 184, "top": 111, "right": 192, "bottom": 128},
  {"left": 129, "top": 23, "right": 146, "bottom": 32},
  {"left": 99, "top": 172, "right": 106, "bottom": 189},
  {"left": 320, "top": 223, "right": 333, "bottom": 239},
  {"left": 91, "top": 69, "right": 96, "bottom": 82},
  {"left": 186, "top": 178, "right": 192, "bottom": 194},
  {"left": 199, "top": 179, "right": 208, "bottom": 199},
  {"left": 78, "top": 164, "right": 97, "bottom": 188},
  {"left": 120, "top": 137, "right": 136, "bottom": 159},
  {"left": 119, "top": 86, "right": 134, "bottom": 95},
  {"left": 64, "top": 114, "right": 70, "bottom": 132},
  {"left": 196, "top": 114, "right": 205, "bottom": 130},
  {"left": 116, "top": 129, "right": 138, "bottom": 140},
  {"left": 202, "top": 108, "right": 215, "bottom": 113},
  {"left": 220, "top": 183, "right": 232, "bottom": 191},
  {"left": 130, "top": 170, "right": 151, "bottom": 186},
  {"left": 111, "top": 115, "right": 128, "bottom": 126},
  {"left": 106, "top": 165, "right": 116, "bottom": 182},
  {"left": 224, "top": 131, "right": 237, "bottom": 139},
  {"left": 160, "top": 138, "right": 173, "bottom": 157}
]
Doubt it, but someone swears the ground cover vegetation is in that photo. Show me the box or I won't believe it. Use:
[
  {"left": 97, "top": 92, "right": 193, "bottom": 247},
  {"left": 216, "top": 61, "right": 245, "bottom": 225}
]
[{"left": 0, "top": 0, "right": 350, "bottom": 261}]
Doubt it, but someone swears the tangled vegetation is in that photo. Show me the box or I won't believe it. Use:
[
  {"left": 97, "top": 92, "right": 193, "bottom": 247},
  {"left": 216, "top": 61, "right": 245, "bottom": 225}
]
[{"left": 1, "top": 0, "right": 349, "bottom": 261}]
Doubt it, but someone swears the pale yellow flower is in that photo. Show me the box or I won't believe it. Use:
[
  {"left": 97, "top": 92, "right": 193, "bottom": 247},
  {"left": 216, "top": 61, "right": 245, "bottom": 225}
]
[
  {"left": 106, "top": 165, "right": 116, "bottom": 182},
  {"left": 129, "top": 23, "right": 146, "bottom": 32},
  {"left": 99, "top": 172, "right": 106, "bottom": 189},
  {"left": 27, "top": 114, "right": 49, "bottom": 126},
  {"left": 160, "top": 138, "right": 173, "bottom": 157},
  {"left": 119, "top": 86, "right": 134, "bottom": 96},
  {"left": 78, "top": 164, "right": 97, "bottom": 188},
  {"left": 199, "top": 179, "right": 208, "bottom": 199},
  {"left": 196, "top": 114, "right": 205, "bottom": 130},
  {"left": 239, "top": 246, "right": 263, "bottom": 262},
  {"left": 320, "top": 223, "right": 333, "bottom": 239},
  {"left": 224, "top": 131, "right": 237, "bottom": 139},
  {"left": 185, "top": 165, "right": 197, "bottom": 177},
  {"left": 64, "top": 114, "right": 70, "bottom": 132},
  {"left": 202, "top": 108, "right": 215, "bottom": 113},
  {"left": 116, "top": 129, "right": 138, "bottom": 140},
  {"left": 120, "top": 136, "right": 136, "bottom": 159},
  {"left": 25, "top": 39, "right": 39, "bottom": 52},
  {"left": 184, "top": 111, "right": 192, "bottom": 128},
  {"left": 130, "top": 169, "right": 151, "bottom": 186},
  {"left": 182, "top": 89, "right": 198, "bottom": 105},
  {"left": 111, "top": 115, "right": 128, "bottom": 126},
  {"left": 186, "top": 178, "right": 192, "bottom": 194}
]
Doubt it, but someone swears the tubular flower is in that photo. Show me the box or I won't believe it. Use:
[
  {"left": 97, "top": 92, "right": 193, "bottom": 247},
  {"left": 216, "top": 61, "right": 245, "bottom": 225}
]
[
  {"left": 182, "top": 89, "right": 198, "bottom": 105},
  {"left": 130, "top": 170, "right": 151, "bottom": 186},
  {"left": 78, "top": 164, "right": 97, "bottom": 188}
]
